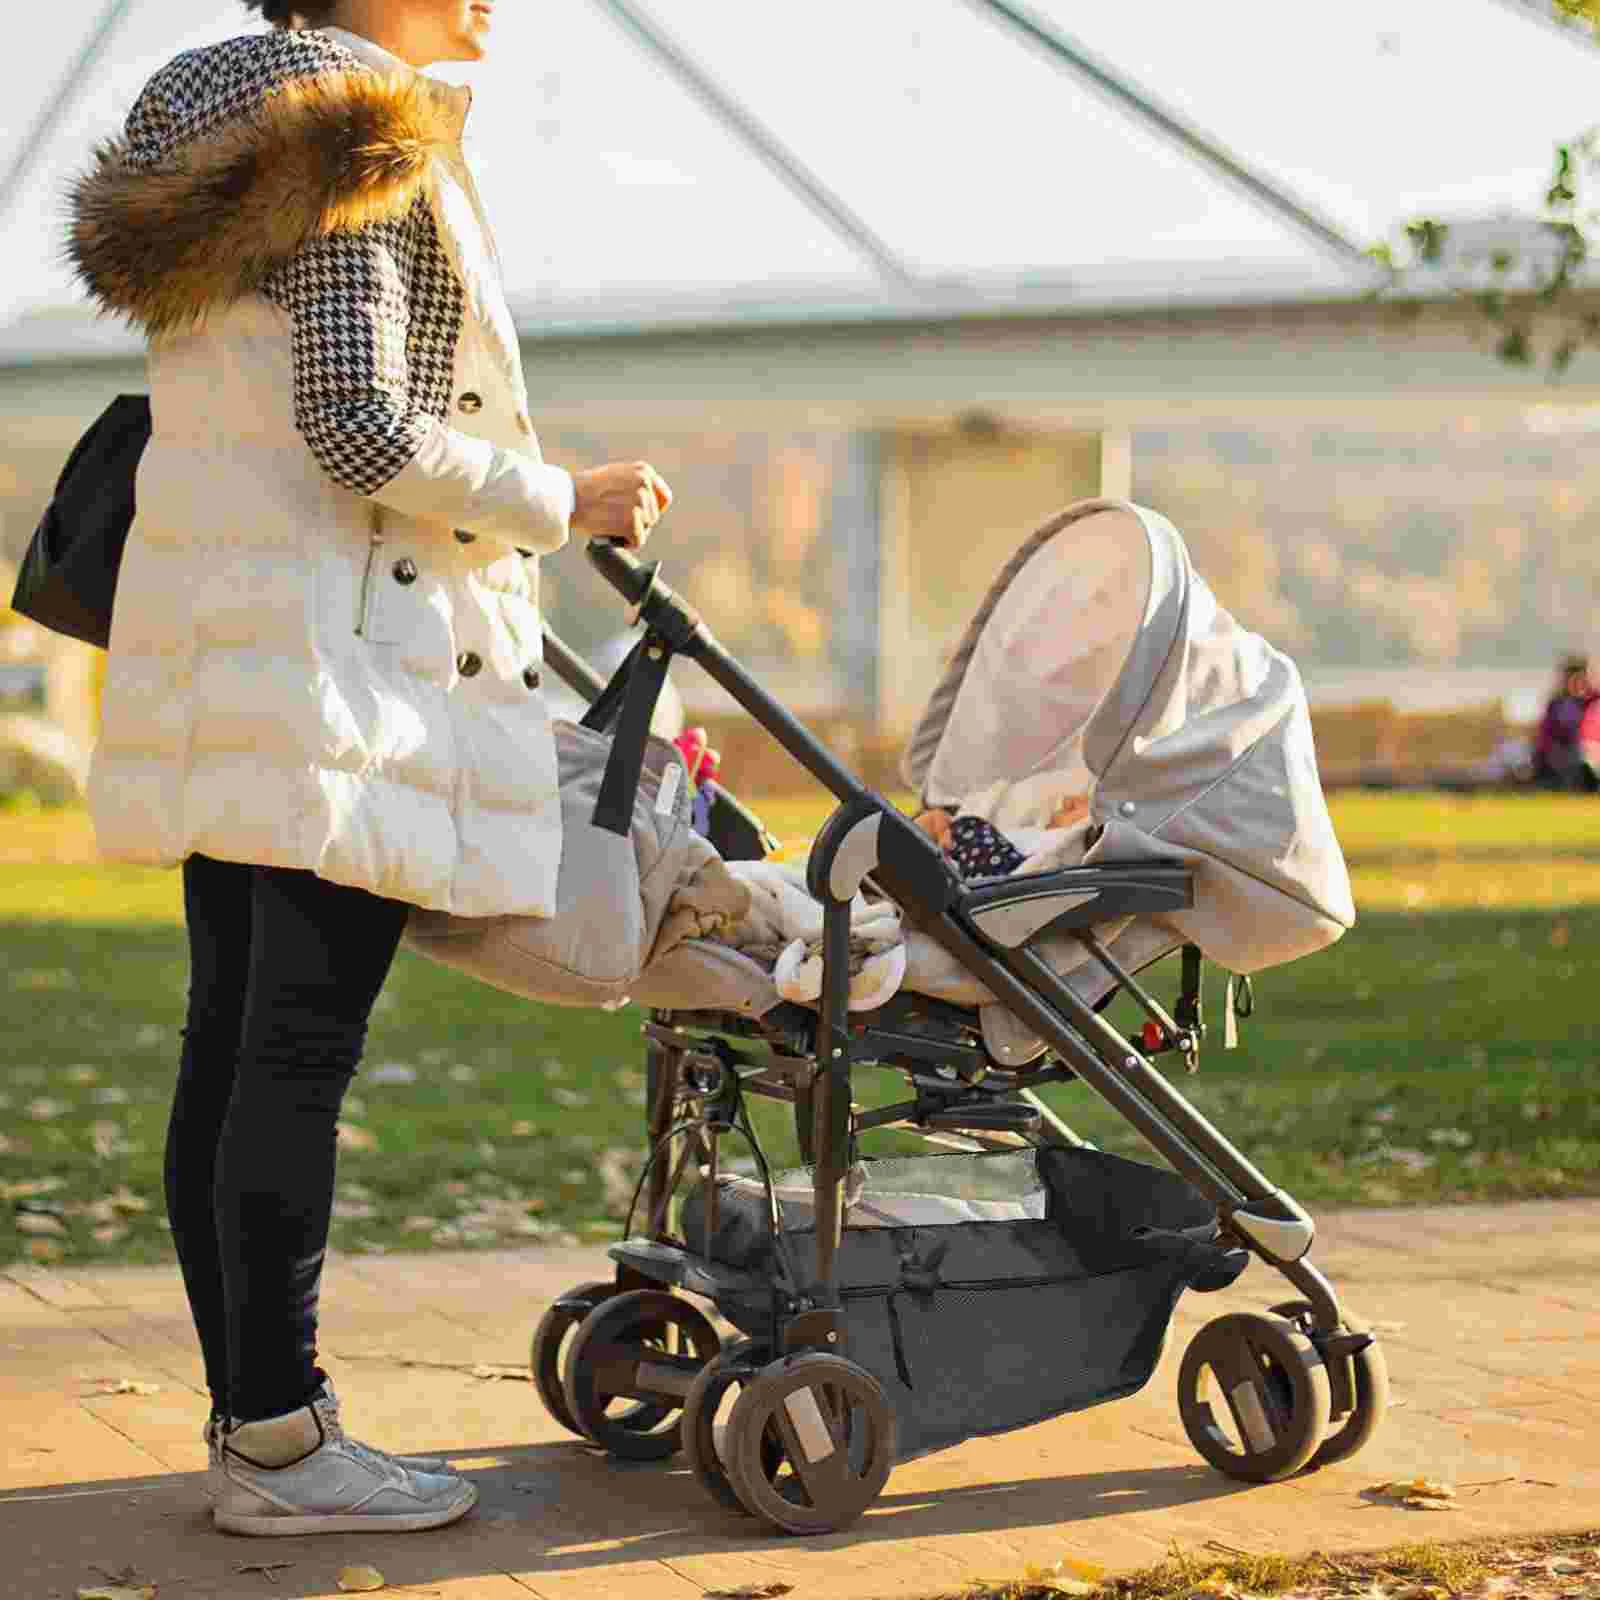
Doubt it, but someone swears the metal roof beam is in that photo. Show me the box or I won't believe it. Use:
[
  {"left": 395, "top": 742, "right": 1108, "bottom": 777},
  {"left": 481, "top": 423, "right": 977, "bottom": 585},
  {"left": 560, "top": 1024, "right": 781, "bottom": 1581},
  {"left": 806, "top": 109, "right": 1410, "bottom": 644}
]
[
  {"left": 1489, "top": 0, "right": 1600, "bottom": 49},
  {"left": 0, "top": 0, "right": 135, "bottom": 227},
  {"left": 963, "top": 0, "right": 1372, "bottom": 268},
  {"left": 589, "top": 0, "right": 921, "bottom": 291}
]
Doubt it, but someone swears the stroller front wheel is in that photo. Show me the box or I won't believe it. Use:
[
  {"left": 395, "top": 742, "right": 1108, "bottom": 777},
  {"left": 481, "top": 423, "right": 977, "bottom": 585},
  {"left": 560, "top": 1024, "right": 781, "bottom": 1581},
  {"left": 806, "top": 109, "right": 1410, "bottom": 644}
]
[
  {"left": 562, "top": 1288, "right": 721, "bottom": 1460},
  {"left": 723, "top": 1353, "right": 897, "bottom": 1535},
  {"left": 1268, "top": 1300, "right": 1390, "bottom": 1469},
  {"left": 1178, "top": 1312, "right": 1331, "bottom": 1481}
]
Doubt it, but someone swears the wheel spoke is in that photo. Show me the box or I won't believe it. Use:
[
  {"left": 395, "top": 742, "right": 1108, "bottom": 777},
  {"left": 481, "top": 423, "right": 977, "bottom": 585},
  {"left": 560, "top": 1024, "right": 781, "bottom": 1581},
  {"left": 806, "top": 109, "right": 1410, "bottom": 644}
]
[{"left": 770, "top": 1388, "right": 853, "bottom": 1509}]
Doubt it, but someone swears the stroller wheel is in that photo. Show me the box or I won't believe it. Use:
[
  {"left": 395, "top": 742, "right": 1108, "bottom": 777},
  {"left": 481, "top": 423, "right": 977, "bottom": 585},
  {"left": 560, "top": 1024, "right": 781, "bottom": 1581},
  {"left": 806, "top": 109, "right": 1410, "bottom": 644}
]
[
  {"left": 562, "top": 1289, "right": 721, "bottom": 1461},
  {"left": 682, "top": 1339, "right": 781, "bottom": 1513},
  {"left": 531, "top": 1281, "right": 628, "bottom": 1437},
  {"left": 1268, "top": 1300, "right": 1390, "bottom": 1469},
  {"left": 723, "top": 1353, "right": 897, "bottom": 1535},
  {"left": 1178, "top": 1312, "right": 1331, "bottom": 1482}
]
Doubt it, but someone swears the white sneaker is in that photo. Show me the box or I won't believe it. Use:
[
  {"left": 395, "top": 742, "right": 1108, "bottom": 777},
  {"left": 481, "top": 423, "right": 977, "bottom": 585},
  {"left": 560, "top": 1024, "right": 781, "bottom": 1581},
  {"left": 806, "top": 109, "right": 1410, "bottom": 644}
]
[
  {"left": 203, "top": 1386, "right": 451, "bottom": 1500},
  {"left": 214, "top": 1401, "right": 476, "bottom": 1536}
]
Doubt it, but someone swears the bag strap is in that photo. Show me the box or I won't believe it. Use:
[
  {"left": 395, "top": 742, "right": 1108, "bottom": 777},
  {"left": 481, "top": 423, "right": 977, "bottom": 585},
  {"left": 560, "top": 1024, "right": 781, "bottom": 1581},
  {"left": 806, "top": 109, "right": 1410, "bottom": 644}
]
[{"left": 590, "top": 634, "right": 673, "bottom": 836}]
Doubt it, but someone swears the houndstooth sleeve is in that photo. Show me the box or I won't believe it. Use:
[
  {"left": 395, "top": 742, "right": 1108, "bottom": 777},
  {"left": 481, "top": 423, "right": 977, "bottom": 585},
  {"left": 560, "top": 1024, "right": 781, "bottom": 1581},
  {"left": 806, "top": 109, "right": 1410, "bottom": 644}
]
[
  {"left": 263, "top": 207, "right": 440, "bottom": 498},
  {"left": 263, "top": 209, "right": 574, "bottom": 551}
]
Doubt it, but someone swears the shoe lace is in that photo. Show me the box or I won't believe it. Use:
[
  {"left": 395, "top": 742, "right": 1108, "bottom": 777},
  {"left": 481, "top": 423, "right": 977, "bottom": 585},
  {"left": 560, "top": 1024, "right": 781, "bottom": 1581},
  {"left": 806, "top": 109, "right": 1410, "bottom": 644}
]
[{"left": 312, "top": 1394, "right": 411, "bottom": 1484}]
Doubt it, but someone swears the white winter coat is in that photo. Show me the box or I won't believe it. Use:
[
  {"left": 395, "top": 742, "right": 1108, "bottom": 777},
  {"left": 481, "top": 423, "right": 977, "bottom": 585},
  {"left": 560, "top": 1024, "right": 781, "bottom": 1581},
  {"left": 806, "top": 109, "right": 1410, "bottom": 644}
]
[{"left": 69, "top": 25, "right": 572, "bottom": 917}]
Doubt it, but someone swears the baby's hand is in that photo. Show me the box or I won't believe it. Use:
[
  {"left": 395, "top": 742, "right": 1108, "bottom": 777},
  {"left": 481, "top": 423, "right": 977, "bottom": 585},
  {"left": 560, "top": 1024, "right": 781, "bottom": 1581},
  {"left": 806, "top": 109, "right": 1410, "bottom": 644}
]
[
  {"left": 1048, "top": 793, "right": 1090, "bottom": 829},
  {"left": 914, "top": 808, "right": 954, "bottom": 850}
]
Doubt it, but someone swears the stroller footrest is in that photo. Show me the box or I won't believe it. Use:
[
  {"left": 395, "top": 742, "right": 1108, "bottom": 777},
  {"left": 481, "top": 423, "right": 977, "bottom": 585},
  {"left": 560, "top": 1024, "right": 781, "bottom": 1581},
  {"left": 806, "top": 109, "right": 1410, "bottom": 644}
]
[
  {"left": 609, "top": 1237, "right": 770, "bottom": 1302},
  {"left": 922, "top": 1100, "right": 1042, "bottom": 1135}
]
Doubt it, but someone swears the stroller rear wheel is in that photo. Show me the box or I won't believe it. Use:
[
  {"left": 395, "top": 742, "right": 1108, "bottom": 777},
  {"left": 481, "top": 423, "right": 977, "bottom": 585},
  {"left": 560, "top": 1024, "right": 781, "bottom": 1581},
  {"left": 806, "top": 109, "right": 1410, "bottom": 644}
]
[
  {"left": 531, "top": 1281, "right": 659, "bottom": 1438},
  {"left": 1268, "top": 1300, "right": 1390, "bottom": 1469},
  {"left": 682, "top": 1339, "right": 782, "bottom": 1513},
  {"left": 562, "top": 1288, "right": 721, "bottom": 1460},
  {"left": 1178, "top": 1312, "right": 1330, "bottom": 1481},
  {"left": 723, "top": 1353, "right": 897, "bottom": 1535}
]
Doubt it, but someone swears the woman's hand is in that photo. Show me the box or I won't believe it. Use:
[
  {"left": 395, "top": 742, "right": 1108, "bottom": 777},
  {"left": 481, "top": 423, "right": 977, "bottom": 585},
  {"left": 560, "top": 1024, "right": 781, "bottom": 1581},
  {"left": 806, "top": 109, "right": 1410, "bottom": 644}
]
[{"left": 570, "top": 462, "right": 673, "bottom": 548}]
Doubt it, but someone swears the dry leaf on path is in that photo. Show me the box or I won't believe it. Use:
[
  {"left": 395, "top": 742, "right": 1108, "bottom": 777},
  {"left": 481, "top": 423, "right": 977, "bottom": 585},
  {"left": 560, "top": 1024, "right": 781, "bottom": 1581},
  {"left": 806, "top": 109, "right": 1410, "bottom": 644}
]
[
  {"left": 235, "top": 1560, "right": 295, "bottom": 1581},
  {"left": 469, "top": 1363, "right": 531, "bottom": 1382},
  {"left": 337, "top": 1565, "right": 387, "bottom": 1592},
  {"left": 90, "top": 1378, "right": 162, "bottom": 1397},
  {"left": 1365, "top": 1477, "right": 1457, "bottom": 1510},
  {"left": 26, "top": 1238, "right": 65, "bottom": 1261},
  {"left": 703, "top": 1585, "right": 794, "bottom": 1599},
  {"left": 336, "top": 1123, "right": 378, "bottom": 1152},
  {"left": 971, "top": 1558, "right": 1106, "bottom": 1597},
  {"left": 79, "top": 1569, "right": 155, "bottom": 1600}
]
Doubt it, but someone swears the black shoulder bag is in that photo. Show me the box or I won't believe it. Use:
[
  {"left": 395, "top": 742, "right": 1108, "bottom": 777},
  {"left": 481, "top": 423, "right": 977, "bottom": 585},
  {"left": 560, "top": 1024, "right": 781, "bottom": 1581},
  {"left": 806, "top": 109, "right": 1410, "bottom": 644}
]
[{"left": 9, "top": 394, "right": 151, "bottom": 650}]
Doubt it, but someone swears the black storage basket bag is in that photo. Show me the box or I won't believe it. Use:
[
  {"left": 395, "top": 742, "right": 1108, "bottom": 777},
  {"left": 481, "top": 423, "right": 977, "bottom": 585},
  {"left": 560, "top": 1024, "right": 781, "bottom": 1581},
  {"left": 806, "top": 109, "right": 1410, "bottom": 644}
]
[{"left": 682, "top": 1147, "right": 1229, "bottom": 1462}]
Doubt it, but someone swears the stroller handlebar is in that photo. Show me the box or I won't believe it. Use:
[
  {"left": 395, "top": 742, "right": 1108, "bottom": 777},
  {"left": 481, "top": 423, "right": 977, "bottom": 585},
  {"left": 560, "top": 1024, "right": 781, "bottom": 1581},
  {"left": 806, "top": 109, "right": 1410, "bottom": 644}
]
[{"left": 585, "top": 538, "right": 656, "bottom": 608}]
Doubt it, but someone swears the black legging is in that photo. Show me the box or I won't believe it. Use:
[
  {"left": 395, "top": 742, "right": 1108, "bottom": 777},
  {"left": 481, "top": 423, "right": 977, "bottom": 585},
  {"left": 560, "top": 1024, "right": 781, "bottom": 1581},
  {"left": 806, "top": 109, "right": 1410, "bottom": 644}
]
[{"left": 166, "top": 854, "right": 409, "bottom": 1424}]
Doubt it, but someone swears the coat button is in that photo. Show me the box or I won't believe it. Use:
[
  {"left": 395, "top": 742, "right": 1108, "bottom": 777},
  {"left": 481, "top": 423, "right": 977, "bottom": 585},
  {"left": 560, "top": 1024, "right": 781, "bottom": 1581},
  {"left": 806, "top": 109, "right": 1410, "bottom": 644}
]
[
  {"left": 456, "top": 651, "right": 482, "bottom": 678},
  {"left": 392, "top": 557, "right": 418, "bottom": 585},
  {"left": 457, "top": 392, "right": 483, "bottom": 414},
  {"left": 454, "top": 529, "right": 476, "bottom": 545},
  {"left": 522, "top": 667, "right": 540, "bottom": 690}
]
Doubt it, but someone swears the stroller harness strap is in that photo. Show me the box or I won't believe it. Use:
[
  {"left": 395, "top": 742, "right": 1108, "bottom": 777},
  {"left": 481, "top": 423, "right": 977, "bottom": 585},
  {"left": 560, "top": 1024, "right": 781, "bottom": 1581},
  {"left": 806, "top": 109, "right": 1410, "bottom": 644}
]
[{"left": 591, "top": 635, "right": 675, "bottom": 837}]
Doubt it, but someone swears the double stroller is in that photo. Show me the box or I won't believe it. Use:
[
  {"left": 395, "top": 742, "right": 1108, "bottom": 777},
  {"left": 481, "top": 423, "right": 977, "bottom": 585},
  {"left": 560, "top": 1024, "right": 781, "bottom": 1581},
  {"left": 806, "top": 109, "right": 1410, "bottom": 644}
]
[{"left": 412, "top": 499, "right": 1385, "bottom": 1536}]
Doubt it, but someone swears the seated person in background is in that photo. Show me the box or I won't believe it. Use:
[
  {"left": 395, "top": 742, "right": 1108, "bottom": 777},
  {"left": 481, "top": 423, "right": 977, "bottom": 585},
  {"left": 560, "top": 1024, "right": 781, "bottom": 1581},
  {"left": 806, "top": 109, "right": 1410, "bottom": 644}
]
[{"left": 1533, "top": 654, "right": 1600, "bottom": 791}]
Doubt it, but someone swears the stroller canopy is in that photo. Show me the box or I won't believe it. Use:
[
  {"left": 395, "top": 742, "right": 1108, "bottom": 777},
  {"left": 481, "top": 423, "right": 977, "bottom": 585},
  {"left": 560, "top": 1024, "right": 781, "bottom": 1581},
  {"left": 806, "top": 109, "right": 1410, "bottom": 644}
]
[{"left": 903, "top": 499, "right": 1355, "bottom": 974}]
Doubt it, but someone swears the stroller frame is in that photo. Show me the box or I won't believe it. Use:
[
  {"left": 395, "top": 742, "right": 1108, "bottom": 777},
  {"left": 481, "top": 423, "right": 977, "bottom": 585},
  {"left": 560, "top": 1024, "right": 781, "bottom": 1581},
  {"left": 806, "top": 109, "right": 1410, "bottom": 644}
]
[{"left": 532, "top": 540, "right": 1385, "bottom": 1533}]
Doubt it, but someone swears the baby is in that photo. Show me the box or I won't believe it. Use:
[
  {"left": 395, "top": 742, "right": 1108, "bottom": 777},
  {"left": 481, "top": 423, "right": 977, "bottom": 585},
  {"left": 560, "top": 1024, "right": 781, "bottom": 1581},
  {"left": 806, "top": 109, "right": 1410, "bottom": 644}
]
[{"left": 915, "top": 792, "right": 1090, "bottom": 881}]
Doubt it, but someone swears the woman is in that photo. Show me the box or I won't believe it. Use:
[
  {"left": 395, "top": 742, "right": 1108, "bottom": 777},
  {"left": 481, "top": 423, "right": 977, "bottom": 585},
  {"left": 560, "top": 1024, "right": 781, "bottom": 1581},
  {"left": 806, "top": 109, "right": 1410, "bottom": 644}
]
[{"left": 67, "top": 0, "right": 671, "bottom": 1536}]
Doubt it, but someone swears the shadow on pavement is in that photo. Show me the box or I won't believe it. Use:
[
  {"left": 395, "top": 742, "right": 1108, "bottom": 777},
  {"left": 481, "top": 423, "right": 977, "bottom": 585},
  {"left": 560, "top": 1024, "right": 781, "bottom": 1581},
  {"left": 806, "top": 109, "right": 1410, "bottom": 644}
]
[{"left": 8, "top": 1440, "right": 1249, "bottom": 1598}]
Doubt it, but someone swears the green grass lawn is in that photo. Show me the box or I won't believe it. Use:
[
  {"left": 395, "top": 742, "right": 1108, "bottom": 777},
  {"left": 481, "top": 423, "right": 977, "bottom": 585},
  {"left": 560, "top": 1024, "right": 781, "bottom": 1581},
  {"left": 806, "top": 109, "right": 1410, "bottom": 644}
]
[{"left": 3, "top": 792, "right": 1598, "bottom": 1269}]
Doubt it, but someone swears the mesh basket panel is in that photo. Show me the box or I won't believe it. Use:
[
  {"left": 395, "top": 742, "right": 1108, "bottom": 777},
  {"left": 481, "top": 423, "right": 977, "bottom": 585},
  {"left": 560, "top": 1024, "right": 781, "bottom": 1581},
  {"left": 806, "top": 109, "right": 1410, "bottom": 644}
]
[{"left": 678, "top": 1145, "right": 1220, "bottom": 1456}]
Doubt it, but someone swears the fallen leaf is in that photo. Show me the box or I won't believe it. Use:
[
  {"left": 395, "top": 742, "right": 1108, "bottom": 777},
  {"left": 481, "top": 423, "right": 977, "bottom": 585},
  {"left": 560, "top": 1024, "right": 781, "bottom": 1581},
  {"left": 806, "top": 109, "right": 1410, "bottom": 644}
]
[
  {"left": 109, "top": 1186, "right": 149, "bottom": 1215},
  {"left": 26, "top": 1239, "right": 65, "bottom": 1262},
  {"left": 337, "top": 1565, "right": 386, "bottom": 1592},
  {"left": 80, "top": 1570, "right": 155, "bottom": 1600},
  {"left": 92, "top": 1378, "right": 162, "bottom": 1396},
  {"left": 16, "top": 1212, "right": 67, "bottom": 1236},
  {"left": 703, "top": 1586, "right": 793, "bottom": 1600},
  {"left": 469, "top": 1364, "right": 530, "bottom": 1382},
  {"left": 25, "top": 1098, "right": 68, "bottom": 1120},
  {"left": 336, "top": 1123, "right": 378, "bottom": 1152},
  {"left": 91, "top": 1121, "right": 127, "bottom": 1158},
  {"left": 1367, "top": 1476, "right": 1456, "bottom": 1506},
  {"left": 93, "top": 1224, "right": 130, "bottom": 1246},
  {"left": 235, "top": 1560, "right": 295, "bottom": 1579},
  {"left": 65, "top": 1065, "right": 100, "bottom": 1085},
  {"left": 2, "top": 1176, "right": 66, "bottom": 1201}
]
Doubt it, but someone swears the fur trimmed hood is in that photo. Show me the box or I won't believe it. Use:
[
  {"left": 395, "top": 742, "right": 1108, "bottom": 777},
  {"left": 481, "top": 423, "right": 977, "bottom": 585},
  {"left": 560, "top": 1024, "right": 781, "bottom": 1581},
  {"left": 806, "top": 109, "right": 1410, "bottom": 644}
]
[{"left": 68, "top": 66, "right": 461, "bottom": 335}]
